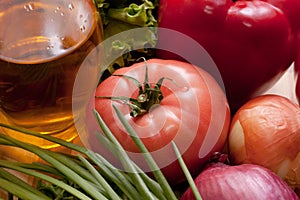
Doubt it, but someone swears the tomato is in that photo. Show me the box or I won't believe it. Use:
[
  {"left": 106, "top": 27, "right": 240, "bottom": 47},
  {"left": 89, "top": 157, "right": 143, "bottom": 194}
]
[
  {"left": 94, "top": 59, "right": 230, "bottom": 184},
  {"left": 157, "top": 0, "right": 296, "bottom": 112}
]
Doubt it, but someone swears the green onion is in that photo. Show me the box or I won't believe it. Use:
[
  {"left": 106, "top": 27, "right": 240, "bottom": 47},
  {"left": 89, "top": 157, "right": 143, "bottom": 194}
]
[
  {"left": 0, "top": 134, "right": 105, "bottom": 200},
  {"left": 0, "top": 104, "right": 202, "bottom": 199},
  {"left": 0, "top": 177, "right": 51, "bottom": 200},
  {"left": 88, "top": 151, "right": 142, "bottom": 200},
  {"left": 95, "top": 130, "right": 167, "bottom": 200},
  {"left": 77, "top": 154, "right": 122, "bottom": 200},
  {"left": 93, "top": 109, "right": 158, "bottom": 200},
  {"left": 172, "top": 141, "right": 203, "bottom": 200},
  {"left": 0, "top": 160, "right": 92, "bottom": 200},
  {"left": 0, "top": 167, "right": 50, "bottom": 200},
  {"left": 112, "top": 105, "right": 178, "bottom": 200}
]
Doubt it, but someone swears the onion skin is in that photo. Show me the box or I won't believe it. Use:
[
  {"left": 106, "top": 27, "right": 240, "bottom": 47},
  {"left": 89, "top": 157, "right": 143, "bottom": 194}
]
[
  {"left": 296, "top": 50, "right": 300, "bottom": 103},
  {"left": 297, "top": 70, "right": 300, "bottom": 103},
  {"left": 181, "top": 163, "right": 299, "bottom": 200},
  {"left": 228, "top": 94, "right": 300, "bottom": 191}
]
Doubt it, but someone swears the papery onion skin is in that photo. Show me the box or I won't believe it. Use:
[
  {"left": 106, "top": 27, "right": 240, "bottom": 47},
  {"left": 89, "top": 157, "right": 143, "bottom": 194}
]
[
  {"left": 296, "top": 71, "right": 300, "bottom": 103},
  {"left": 295, "top": 51, "right": 300, "bottom": 103},
  {"left": 181, "top": 163, "right": 299, "bottom": 200},
  {"left": 228, "top": 94, "right": 300, "bottom": 191}
]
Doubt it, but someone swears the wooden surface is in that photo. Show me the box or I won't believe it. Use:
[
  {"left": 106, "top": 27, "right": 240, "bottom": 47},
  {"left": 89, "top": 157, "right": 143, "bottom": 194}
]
[{"left": 0, "top": 64, "right": 298, "bottom": 199}]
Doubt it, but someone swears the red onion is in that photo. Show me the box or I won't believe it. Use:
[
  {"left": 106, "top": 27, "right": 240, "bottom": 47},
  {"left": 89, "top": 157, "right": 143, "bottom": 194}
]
[{"left": 181, "top": 163, "right": 299, "bottom": 200}]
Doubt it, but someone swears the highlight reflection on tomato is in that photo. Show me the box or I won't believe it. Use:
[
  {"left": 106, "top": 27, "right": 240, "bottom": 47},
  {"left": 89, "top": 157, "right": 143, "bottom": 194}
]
[{"left": 94, "top": 59, "right": 230, "bottom": 184}]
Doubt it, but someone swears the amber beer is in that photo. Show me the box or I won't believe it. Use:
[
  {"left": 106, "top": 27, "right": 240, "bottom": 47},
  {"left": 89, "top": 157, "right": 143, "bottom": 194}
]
[{"left": 0, "top": 0, "right": 102, "bottom": 148}]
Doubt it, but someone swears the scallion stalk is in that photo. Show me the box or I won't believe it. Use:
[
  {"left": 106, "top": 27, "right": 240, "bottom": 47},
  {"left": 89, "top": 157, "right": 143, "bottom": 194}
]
[
  {"left": 0, "top": 167, "right": 50, "bottom": 200},
  {"left": 0, "top": 177, "right": 51, "bottom": 200},
  {"left": 112, "top": 105, "right": 178, "bottom": 200},
  {"left": 0, "top": 160, "right": 92, "bottom": 200},
  {"left": 78, "top": 154, "right": 122, "bottom": 200},
  {"left": 171, "top": 141, "right": 203, "bottom": 200},
  {"left": 0, "top": 134, "right": 106, "bottom": 200},
  {"left": 87, "top": 151, "right": 142, "bottom": 200},
  {"left": 93, "top": 109, "right": 158, "bottom": 200}
]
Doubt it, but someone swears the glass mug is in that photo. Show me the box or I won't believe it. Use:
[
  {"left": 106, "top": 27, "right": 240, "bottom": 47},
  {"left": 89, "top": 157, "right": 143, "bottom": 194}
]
[{"left": 0, "top": 0, "right": 103, "bottom": 148}]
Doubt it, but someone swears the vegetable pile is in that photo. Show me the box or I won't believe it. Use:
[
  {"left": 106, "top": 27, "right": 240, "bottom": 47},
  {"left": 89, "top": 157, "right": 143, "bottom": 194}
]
[
  {"left": 0, "top": 111, "right": 182, "bottom": 200},
  {"left": 1, "top": 0, "right": 300, "bottom": 199}
]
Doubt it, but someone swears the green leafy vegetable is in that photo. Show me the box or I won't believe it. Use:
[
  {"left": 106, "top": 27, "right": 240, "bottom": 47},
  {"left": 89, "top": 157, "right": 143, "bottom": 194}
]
[{"left": 93, "top": 0, "right": 159, "bottom": 79}]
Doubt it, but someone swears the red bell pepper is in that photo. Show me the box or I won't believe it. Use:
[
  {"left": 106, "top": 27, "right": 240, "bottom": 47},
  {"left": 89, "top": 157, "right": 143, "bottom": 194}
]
[
  {"left": 263, "top": 0, "right": 300, "bottom": 34},
  {"left": 157, "top": 0, "right": 298, "bottom": 112}
]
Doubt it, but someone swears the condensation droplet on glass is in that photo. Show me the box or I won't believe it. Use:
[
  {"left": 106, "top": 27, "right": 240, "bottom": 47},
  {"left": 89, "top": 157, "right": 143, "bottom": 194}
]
[
  {"left": 50, "top": 18, "right": 54, "bottom": 22},
  {"left": 79, "top": 14, "right": 83, "bottom": 19},
  {"left": 80, "top": 25, "right": 86, "bottom": 32},
  {"left": 84, "top": 19, "right": 88, "bottom": 23},
  {"left": 24, "top": 3, "right": 34, "bottom": 11},
  {"left": 54, "top": 6, "right": 60, "bottom": 13},
  {"left": 46, "top": 45, "right": 54, "bottom": 50},
  {"left": 60, "top": 12, "right": 65, "bottom": 16},
  {"left": 68, "top": 3, "right": 74, "bottom": 11}
]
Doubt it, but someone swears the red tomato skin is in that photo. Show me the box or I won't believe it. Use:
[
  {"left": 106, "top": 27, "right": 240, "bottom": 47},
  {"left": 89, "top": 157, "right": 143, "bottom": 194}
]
[
  {"left": 158, "top": 0, "right": 296, "bottom": 112},
  {"left": 94, "top": 59, "right": 231, "bottom": 184}
]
